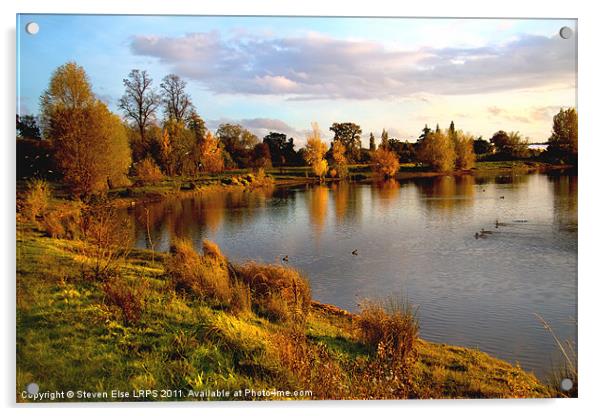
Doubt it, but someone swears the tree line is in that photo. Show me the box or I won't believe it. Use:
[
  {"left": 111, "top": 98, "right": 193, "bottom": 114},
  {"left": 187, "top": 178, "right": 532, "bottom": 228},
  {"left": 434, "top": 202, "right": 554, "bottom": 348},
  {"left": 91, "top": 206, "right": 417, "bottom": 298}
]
[{"left": 16, "top": 61, "right": 578, "bottom": 196}]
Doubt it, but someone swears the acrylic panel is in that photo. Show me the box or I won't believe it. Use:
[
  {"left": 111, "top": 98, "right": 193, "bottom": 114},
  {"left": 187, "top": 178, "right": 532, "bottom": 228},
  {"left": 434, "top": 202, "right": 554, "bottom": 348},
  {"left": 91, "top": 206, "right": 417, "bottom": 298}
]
[{"left": 16, "top": 14, "right": 578, "bottom": 402}]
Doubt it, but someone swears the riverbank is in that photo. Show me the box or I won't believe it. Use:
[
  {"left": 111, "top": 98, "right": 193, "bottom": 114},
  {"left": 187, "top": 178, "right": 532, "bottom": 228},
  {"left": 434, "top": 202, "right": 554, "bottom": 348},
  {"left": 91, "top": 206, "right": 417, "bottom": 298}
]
[
  {"left": 16, "top": 220, "right": 552, "bottom": 401},
  {"left": 98, "top": 160, "right": 573, "bottom": 208}
]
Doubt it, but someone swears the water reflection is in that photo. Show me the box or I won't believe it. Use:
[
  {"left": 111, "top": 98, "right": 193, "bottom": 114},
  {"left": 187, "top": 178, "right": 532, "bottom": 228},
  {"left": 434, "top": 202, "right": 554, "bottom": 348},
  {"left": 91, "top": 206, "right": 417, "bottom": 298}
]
[{"left": 125, "top": 172, "right": 577, "bottom": 379}]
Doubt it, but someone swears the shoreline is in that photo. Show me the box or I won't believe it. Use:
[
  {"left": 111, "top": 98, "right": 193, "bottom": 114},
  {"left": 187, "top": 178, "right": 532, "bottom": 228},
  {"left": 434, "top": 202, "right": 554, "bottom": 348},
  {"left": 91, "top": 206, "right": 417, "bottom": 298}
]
[
  {"left": 105, "top": 161, "right": 575, "bottom": 209},
  {"left": 16, "top": 223, "right": 552, "bottom": 400}
]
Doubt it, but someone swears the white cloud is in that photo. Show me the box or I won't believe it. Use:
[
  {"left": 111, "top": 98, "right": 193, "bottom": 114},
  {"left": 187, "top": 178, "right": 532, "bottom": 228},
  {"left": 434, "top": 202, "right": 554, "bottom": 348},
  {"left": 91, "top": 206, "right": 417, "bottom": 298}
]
[{"left": 130, "top": 31, "right": 575, "bottom": 100}]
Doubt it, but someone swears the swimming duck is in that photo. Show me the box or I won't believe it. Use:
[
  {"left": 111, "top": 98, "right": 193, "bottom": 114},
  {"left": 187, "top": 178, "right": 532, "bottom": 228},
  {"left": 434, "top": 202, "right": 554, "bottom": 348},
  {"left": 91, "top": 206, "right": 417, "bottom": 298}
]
[
  {"left": 352, "top": 249, "right": 358, "bottom": 256},
  {"left": 282, "top": 255, "right": 289, "bottom": 262}
]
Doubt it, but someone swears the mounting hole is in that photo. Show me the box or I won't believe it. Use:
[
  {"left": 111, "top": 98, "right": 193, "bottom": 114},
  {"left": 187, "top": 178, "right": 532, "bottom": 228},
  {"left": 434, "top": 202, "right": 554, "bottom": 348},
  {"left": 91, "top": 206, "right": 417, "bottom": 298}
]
[
  {"left": 26, "top": 382, "right": 39, "bottom": 395},
  {"left": 25, "top": 22, "right": 39, "bottom": 35},
  {"left": 559, "top": 26, "right": 573, "bottom": 39},
  {"left": 560, "top": 378, "right": 573, "bottom": 391}
]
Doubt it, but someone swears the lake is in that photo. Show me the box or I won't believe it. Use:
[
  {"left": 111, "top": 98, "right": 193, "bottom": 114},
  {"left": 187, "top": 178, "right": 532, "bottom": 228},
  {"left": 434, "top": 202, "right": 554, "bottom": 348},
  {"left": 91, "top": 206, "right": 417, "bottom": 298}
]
[{"left": 127, "top": 171, "right": 577, "bottom": 379}]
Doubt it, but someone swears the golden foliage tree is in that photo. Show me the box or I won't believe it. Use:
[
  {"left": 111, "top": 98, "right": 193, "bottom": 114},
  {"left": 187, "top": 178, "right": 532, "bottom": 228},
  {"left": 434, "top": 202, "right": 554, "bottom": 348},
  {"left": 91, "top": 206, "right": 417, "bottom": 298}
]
[
  {"left": 41, "top": 62, "right": 131, "bottom": 196},
  {"left": 199, "top": 132, "right": 225, "bottom": 173},
  {"left": 331, "top": 140, "right": 348, "bottom": 178},
  {"left": 371, "top": 148, "right": 400, "bottom": 178},
  {"left": 304, "top": 122, "right": 328, "bottom": 180},
  {"left": 416, "top": 130, "right": 456, "bottom": 172},
  {"left": 452, "top": 131, "right": 476, "bottom": 170},
  {"left": 549, "top": 108, "right": 578, "bottom": 162}
]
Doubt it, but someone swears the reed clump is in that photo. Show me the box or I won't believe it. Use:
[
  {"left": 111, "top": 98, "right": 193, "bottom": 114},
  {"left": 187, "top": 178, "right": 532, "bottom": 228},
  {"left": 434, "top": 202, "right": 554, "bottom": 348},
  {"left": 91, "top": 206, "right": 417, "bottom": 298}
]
[{"left": 236, "top": 262, "right": 311, "bottom": 323}]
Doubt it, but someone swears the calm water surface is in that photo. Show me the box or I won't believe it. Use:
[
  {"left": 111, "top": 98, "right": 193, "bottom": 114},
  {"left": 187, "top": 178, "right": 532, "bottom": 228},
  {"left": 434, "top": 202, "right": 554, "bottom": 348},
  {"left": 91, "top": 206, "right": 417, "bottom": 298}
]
[{"left": 128, "top": 171, "right": 577, "bottom": 378}]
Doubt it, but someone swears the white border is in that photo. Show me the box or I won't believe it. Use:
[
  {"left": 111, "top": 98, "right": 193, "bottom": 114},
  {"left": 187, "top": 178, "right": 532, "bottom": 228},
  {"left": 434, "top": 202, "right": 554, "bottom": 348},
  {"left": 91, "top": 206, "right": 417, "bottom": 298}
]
[{"left": 3, "top": 1, "right": 601, "bottom": 415}]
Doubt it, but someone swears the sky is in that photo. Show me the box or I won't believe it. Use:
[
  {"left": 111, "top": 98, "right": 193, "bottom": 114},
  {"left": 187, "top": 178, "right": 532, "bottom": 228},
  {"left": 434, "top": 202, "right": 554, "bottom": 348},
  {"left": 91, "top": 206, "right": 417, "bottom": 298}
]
[{"left": 16, "top": 15, "right": 577, "bottom": 146}]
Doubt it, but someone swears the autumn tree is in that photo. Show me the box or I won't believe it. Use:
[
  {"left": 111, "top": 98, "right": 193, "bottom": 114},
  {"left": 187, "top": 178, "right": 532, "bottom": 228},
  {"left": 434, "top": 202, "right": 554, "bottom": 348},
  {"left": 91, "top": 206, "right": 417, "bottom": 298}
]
[
  {"left": 416, "top": 130, "right": 456, "bottom": 172},
  {"left": 548, "top": 108, "right": 578, "bottom": 163},
  {"left": 199, "top": 132, "right": 224, "bottom": 173},
  {"left": 371, "top": 148, "right": 400, "bottom": 178},
  {"left": 329, "top": 122, "right": 362, "bottom": 162},
  {"left": 118, "top": 69, "right": 161, "bottom": 160},
  {"left": 490, "top": 130, "right": 529, "bottom": 159},
  {"left": 369, "top": 133, "right": 376, "bottom": 151},
  {"left": 41, "top": 62, "right": 131, "bottom": 196},
  {"left": 331, "top": 140, "right": 348, "bottom": 178},
  {"left": 304, "top": 123, "right": 328, "bottom": 180},
  {"left": 216, "top": 123, "right": 259, "bottom": 168},
  {"left": 160, "top": 74, "right": 193, "bottom": 123},
  {"left": 452, "top": 131, "right": 476, "bottom": 170}
]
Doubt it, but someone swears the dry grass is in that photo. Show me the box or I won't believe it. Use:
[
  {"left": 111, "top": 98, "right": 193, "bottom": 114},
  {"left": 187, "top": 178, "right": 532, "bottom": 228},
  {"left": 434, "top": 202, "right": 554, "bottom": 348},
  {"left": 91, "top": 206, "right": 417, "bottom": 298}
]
[
  {"left": 165, "top": 239, "right": 232, "bottom": 306},
  {"left": 103, "top": 277, "right": 148, "bottom": 325},
  {"left": 236, "top": 262, "right": 311, "bottom": 323}
]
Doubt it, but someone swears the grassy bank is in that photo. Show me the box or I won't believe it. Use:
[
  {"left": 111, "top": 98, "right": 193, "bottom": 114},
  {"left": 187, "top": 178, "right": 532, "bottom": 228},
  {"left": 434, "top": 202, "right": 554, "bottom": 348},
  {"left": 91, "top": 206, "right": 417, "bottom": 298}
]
[{"left": 16, "top": 221, "right": 551, "bottom": 401}]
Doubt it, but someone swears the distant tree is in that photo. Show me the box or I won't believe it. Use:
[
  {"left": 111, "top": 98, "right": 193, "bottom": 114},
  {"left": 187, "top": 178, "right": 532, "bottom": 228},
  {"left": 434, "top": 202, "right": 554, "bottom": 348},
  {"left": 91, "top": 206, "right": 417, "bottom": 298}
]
[
  {"left": 329, "top": 122, "right": 362, "bottom": 162},
  {"left": 473, "top": 137, "right": 492, "bottom": 155},
  {"left": 41, "top": 62, "right": 131, "bottom": 196},
  {"left": 331, "top": 140, "right": 348, "bottom": 178},
  {"left": 263, "top": 132, "right": 297, "bottom": 166},
  {"left": 371, "top": 148, "right": 400, "bottom": 178},
  {"left": 216, "top": 123, "right": 259, "bottom": 168},
  {"left": 452, "top": 131, "right": 476, "bottom": 170},
  {"left": 435, "top": 124, "right": 441, "bottom": 133},
  {"left": 160, "top": 74, "right": 193, "bottom": 123},
  {"left": 187, "top": 109, "right": 207, "bottom": 145},
  {"left": 547, "top": 108, "right": 578, "bottom": 163},
  {"left": 416, "top": 130, "right": 456, "bottom": 172},
  {"left": 419, "top": 125, "right": 431, "bottom": 141},
  {"left": 448, "top": 121, "right": 456, "bottom": 139},
  {"left": 118, "top": 69, "right": 161, "bottom": 156},
  {"left": 379, "top": 129, "right": 389, "bottom": 150},
  {"left": 388, "top": 139, "right": 416, "bottom": 163},
  {"left": 304, "top": 123, "right": 328, "bottom": 180},
  {"left": 490, "top": 130, "right": 529, "bottom": 159},
  {"left": 369, "top": 133, "right": 376, "bottom": 151},
  {"left": 17, "top": 114, "right": 42, "bottom": 140},
  {"left": 251, "top": 142, "right": 272, "bottom": 170},
  {"left": 199, "top": 132, "right": 224, "bottom": 173}
]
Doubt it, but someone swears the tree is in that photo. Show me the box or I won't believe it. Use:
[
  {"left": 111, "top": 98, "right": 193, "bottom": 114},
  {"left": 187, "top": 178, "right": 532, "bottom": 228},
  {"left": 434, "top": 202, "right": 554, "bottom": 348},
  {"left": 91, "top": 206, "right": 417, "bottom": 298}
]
[
  {"left": 490, "top": 130, "right": 529, "bottom": 159},
  {"left": 160, "top": 74, "right": 193, "bottom": 123},
  {"left": 416, "top": 130, "right": 456, "bottom": 172},
  {"left": 371, "top": 148, "right": 400, "bottom": 178},
  {"left": 263, "top": 132, "right": 297, "bottom": 166},
  {"left": 388, "top": 139, "right": 416, "bottom": 163},
  {"left": 473, "top": 137, "right": 492, "bottom": 155},
  {"left": 548, "top": 108, "right": 578, "bottom": 163},
  {"left": 199, "top": 132, "right": 224, "bottom": 173},
  {"left": 331, "top": 140, "right": 348, "bottom": 178},
  {"left": 216, "top": 123, "right": 259, "bottom": 168},
  {"left": 17, "top": 115, "right": 41, "bottom": 140},
  {"left": 329, "top": 122, "right": 362, "bottom": 162},
  {"left": 41, "top": 62, "right": 131, "bottom": 196},
  {"left": 453, "top": 131, "right": 476, "bottom": 170},
  {"left": 187, "top": 109, "right": 207, "bottom": 145},
  {"left": 118, "top": 69, "right": 161, "bottom": 154},
  {"left": 380, "top": 129, "right": 389, "bottom": 150},
  {"left": 251, "top": 142, "right": 272, "bottom": 170},
  {"left": 304, "top": 123, "right": 328, "bottom": 180},
  {"left": 369, "top": 133, "right": 376, "bottom": 151}
]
